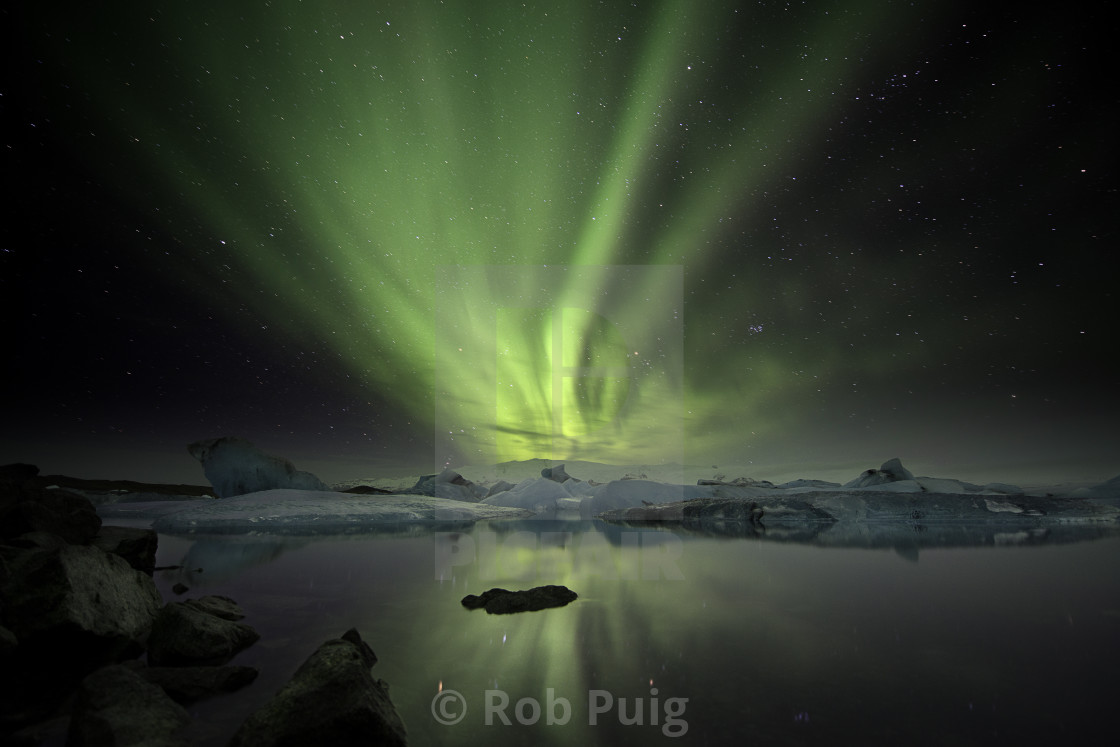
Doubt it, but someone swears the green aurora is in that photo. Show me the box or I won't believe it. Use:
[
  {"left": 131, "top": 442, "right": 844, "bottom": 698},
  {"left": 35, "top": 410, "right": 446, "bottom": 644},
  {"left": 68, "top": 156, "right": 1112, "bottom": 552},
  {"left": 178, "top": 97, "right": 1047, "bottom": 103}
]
[{"left": 12, "top": 0, "right": 1115, "bottom": 480}]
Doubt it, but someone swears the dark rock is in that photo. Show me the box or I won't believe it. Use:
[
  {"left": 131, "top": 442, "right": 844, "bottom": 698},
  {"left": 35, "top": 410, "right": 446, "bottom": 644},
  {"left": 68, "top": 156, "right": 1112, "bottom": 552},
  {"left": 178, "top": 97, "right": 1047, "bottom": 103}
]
[
  {"left": 129, "top": 662, "right": 259, "bottom": 704},
  {"left": 67, "top": 664, "right": 189, "bottom": 747},
  {"left": 341, "top": 485, "right": 394, "bottom": 494},
  {"left": 147, "top": 599, "right": 259, "bottom": 666},
  {"left": 184, "top": 594, "right": 246, "bottom": 621},
  {"left": 461, "top": 585, "right": 578, "bottom": 614},
  {"left": 170, "top": 583, "right": 189, "bottom": 595},
  {"left": 91, "top": 526, "right": 158, "bottom": 574},
  {"left": 1, "top": 530, "right": 68, "bottom": 557},
  {"left": 0, "top": 483, "right": 101, "bottom": 544},
  {"left": 0, "top": 624, "right": 16, "bottom": 657},
  {"left": 0, "top": 540, "right": 163, "bottom": 731},
  {"left": 1, "top": 544, "right": 161, "bottom": 658},
  {"left": 697, "top": 477, "right": 774, "bottom": 488},
  {"left": 22, "top": 475, "right": 215, "bottom": 499},
  {"left": 0, "top": 463, "right": 39, "bottom": 481},
  {"left": 228, "top": 627, "right": 406, "bottom": 747}
]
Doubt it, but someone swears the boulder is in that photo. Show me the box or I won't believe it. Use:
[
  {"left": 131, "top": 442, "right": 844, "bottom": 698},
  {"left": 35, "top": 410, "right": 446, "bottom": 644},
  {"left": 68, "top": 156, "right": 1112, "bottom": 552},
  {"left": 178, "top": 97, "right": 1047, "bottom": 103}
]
[
  {"left": 0, "top": 624, "right": 16, "bottom": 657},
  {"left": 0, "top": 483, "right": 101, "bottom": 544},
  {"left": 146, "top": 598, "right": 259, "bottom": 666},
  {"left": 129, "top": 662, "right": 259, "bottom": 704},
  {"left": 461, "top": 585, "right": 579, "bottom": 614},
  {"left": 67, "top": 664, "right": 190, "bottom": 747},
  {"left": 0, "top": 463, "right": 39, "bottom": 481},
  {"left": 91, "top": 526, "right": 158, "bottom": 574},
  {"left": 183, "top": 594, "right": 246, "bottom": 621},
  {"left": 1, "top": 543, "right": 161, "bottom": 658},
  {"left": 228, "top": 628, "right": 407, "bottom": 747},
  {"left": 187, "top": 437, "right": 327, "bottom": 498}
]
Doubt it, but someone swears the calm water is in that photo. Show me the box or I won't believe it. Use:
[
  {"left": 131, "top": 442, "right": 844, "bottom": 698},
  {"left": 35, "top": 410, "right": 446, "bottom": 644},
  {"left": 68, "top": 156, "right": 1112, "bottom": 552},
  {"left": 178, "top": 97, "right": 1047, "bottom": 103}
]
[{"left": 140, "top": 520, "right": 1119, "bottom": 746}]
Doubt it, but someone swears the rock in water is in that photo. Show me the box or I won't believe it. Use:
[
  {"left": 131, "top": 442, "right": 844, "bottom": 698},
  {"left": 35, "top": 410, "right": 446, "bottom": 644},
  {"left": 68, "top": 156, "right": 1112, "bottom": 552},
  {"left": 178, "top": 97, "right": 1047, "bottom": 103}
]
[
  {"left": 228, "top": 628, "right": 407, "bottom": 747},
  {"left": 67, "top": 664, "right": 190, "bottom": 747},
  {"left": 461, "top": 585, "right": 579, "bottom": 614},
  {"left": 133, "top": 663, "right": 259, "bottom": 704},
  {"left": 91, "top": 525, "right": 159, "bottom": 574},
  {"left": 187, "top": 436, "right": 327, "bottom": 498},
  {"left": 146, "top": 597, "right": 259, "bottom": 666}
]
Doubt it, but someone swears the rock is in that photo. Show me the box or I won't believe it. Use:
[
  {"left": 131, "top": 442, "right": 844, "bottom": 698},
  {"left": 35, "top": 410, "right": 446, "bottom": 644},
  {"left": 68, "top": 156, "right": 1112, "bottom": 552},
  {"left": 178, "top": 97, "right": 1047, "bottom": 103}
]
[
  {"left": 843, "top": 457, "right": 916, "bottom": 488},
  {"left": 697, "top": 477, "right": 774, "bottom": 487},
  {"left": 129, "top": 662, "right": 259, "bottom": 704},
  {"left": 341, "top": 485, "right": 394, "bottom": 494},
  {"left": 0, "top": 483, "right": 101, "bottom": 544},
  {"left": 184, "top": 594, "right": 246, "bottom": 621},
  {"left": 91, "top": 526, "right": 158, "bottom": 574},
  {"left": 187, "top": 437, "right": 327, "bottom": 499},
  {"left": 0, "top": 463, "right": 40, "bottom": 481},
  {"left": 1, "top": 544, "right": 161, "bottom": 659},
  {"left": 146, "top": 598, "right": 259, "bottom": 666},
  {"left": 228, "top": 628, "right": 406, "bottom": 747},
  {"left": 67, "top": 664, "right": 190, "bottom": 747},
  {"left": 461, "top": 585, "right": 579, "bottom": 614},
  {"left": 0, "top": 624, "right": 17, "bottom": 657}
]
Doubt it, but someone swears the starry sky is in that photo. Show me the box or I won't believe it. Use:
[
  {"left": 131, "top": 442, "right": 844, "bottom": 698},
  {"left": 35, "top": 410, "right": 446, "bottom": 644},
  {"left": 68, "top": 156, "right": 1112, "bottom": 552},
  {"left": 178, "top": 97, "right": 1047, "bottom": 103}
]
[{"left": 4, "top": 1, "right": 1116, "bottom": 485}]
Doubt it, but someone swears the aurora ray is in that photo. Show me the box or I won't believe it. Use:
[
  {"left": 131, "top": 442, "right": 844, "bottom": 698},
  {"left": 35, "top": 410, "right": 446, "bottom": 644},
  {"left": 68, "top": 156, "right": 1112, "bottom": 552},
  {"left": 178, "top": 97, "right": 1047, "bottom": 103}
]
[{"left": 11, "top": 0, "right": 1114, "bottom": 481}]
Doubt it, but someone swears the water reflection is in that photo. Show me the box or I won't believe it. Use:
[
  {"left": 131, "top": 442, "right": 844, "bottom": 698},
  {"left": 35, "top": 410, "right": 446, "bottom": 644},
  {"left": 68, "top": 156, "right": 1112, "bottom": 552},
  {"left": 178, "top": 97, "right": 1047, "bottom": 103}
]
[{"left": 154, "top": 521, "right": 1120, "bottom": 745}]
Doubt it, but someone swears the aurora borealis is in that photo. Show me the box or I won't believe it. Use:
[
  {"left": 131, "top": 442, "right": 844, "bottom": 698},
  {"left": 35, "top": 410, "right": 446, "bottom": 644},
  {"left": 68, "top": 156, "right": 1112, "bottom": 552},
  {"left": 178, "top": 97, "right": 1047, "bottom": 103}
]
[{"left": 6, "top": 1, "right": 1117, "bottom": 483}]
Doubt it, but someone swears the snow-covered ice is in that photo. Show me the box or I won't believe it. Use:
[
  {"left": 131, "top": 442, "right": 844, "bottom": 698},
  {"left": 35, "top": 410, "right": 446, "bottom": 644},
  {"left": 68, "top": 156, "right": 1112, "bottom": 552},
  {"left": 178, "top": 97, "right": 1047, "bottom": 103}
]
[
  {"left": 146, "top": 489, "right": 532, "bottom": 534},
  {"left": 94, "top": 457, "right": 1120, "bottom": 536}
]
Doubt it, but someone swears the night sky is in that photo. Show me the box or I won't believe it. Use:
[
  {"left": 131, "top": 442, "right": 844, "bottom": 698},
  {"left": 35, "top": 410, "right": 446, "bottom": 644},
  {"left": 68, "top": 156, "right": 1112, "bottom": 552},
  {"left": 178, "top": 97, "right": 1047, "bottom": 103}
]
[{"left": 4, "top": 1, "right": 1116, "bottom": 485}]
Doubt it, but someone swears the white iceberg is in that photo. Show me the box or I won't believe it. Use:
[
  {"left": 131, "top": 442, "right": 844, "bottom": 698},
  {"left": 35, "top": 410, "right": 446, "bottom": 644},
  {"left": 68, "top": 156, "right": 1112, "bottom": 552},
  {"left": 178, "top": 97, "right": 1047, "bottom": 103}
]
[{"left": 150, "top": 489, "right": 532, "bottom": 534}]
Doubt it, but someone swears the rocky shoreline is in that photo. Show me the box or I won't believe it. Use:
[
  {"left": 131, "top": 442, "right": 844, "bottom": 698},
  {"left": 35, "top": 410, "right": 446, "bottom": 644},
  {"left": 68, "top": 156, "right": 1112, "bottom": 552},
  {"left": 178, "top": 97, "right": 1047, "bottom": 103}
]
[
  {"left": 0, "top": 466, "right": 408, "bottom": 746},
  {"left": 3, "top": 450, "right": 1118, "bottom": 743}
]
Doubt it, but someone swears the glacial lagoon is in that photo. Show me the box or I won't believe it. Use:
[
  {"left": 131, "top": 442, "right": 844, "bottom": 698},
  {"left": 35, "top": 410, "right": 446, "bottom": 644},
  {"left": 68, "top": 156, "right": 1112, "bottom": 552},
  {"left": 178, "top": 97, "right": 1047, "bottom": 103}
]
[{"left": 128, "top": 519, "right": 1120, "bottom": 746}]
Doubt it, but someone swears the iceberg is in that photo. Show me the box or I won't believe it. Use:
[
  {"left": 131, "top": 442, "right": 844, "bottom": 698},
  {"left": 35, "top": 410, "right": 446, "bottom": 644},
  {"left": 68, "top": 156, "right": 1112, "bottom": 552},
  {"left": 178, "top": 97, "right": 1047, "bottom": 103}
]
[{"left": 150, "top": 490, "right": 532, "bottom": 535}]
